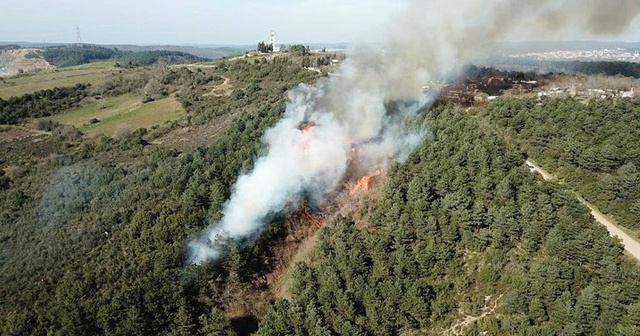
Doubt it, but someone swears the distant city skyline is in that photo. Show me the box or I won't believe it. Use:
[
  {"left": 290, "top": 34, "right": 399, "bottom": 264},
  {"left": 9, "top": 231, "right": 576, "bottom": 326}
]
[{"left": 1, "top": 0, "right": 639, "bottom": 45}]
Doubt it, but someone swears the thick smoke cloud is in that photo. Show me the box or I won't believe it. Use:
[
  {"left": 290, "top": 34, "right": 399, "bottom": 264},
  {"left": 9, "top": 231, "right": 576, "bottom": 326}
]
[
  {"left": 188, "top": 0, "right": 640, "bottom": 263},
  {"left": 188, "top": 75, "right": 430, "bottom": 263},
  {"left": 358, "top": 0, "right": 640, "bottom": 99}
]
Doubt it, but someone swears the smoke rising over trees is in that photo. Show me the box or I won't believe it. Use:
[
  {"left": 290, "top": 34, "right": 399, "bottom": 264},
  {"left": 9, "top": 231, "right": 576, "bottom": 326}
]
[
  {"left": 188, "top": 0, "right": 640, "bottom": 263},
  {"left": 2, "top": 1, "right": 640, "bottom": 335}
]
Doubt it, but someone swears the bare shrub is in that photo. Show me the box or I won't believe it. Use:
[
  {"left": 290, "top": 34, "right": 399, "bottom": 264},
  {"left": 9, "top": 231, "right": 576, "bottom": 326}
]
[
  {"left": 52, "top": 125, "right": 82, "bottom": 142},
  {"left": 114, "top": 125, "right": 132, "bottom": 139},
  {"left": 35, "top": 118, "right": 61, "bottom": 131}
]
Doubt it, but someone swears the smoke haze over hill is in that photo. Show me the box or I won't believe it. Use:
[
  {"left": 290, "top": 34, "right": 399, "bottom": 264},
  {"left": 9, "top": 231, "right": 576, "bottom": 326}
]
[{"left": 188, "top": 0, "right": 640, "bottom": 263}]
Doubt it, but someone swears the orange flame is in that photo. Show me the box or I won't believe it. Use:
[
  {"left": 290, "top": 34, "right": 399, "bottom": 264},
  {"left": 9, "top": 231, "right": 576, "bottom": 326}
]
[
  {"left": 300, "top": 124, "right": 314, "bottom": 152},
  {"left": 302, "top": 123, "right": 314, "bottom": 132},
  {"left": 349, "top": 175, "right": 372, "bottom": 196}
]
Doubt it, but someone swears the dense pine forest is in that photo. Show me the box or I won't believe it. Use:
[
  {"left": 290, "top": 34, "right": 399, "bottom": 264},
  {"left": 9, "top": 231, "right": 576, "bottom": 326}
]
[
  {"left": 118, "top": 50, "right": 205, "bottom": 66},
  {"left": 489, "top": 59, "right": 640, "bottom": 78},
  {"left": 1, "top": 56, "right": 640, "bottom": 335},
  {"left": 43, "top": 45, "right": 205, "bottom": 68},
  {"left": 43, "top": 45, "right": 127, "bottom": 67},
  {"left": 257, "top": 104, "right": 640, "bottom": 335},
  {"left": 0, "top": 58, "right": 318, "bottom": 335},
  {"left": 485, "top": 97, "right": 640, "bottom": 234}
]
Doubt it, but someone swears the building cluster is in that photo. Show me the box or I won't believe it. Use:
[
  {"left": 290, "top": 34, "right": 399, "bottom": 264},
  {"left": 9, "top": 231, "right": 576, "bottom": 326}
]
[
  {"left": 537, "top": 87, "right": 640, "bottom": 99},
  {"left": 511, "top": 48, "right": 640, "bottom": 62},
  {"left": 437, "top": 70, "right": 544, "bottom": 105},
  {"left": 434, "top": 67, "right": 640, "bottom": 105}
]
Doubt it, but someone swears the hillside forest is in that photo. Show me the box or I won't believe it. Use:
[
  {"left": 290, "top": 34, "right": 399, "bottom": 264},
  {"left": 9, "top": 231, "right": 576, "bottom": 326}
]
[
  {"left": 42, "top": 45, "right": 205, "bottom": 67},
  {"left": 485, "top": 97, "right": 640, "bottom": 235},
  {"left": 1, "top": 53, "right": 640, "bottom": 335}
]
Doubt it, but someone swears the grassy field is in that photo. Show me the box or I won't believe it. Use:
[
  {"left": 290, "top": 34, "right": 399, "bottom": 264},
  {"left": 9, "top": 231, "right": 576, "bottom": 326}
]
[
  {"left": 0, "top": 62, "right": 113, "bottom": 99},
  {"left": 53, "top": 94, "right": 185, "bottom": 137}
]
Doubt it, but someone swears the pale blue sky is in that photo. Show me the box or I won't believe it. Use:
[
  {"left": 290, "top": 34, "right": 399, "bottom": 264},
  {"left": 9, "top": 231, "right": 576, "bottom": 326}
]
[
  {"left": 1, "top": 0, "right": 639, "bottom": 45},
  {"left": 0, "top": 0, "right": 405, "bottom": 45}
]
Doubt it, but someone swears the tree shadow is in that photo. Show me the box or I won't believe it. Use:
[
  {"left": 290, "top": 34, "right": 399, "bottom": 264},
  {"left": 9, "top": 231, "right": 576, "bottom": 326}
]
[{"left": 231, "top": 315, "right": 259, "bottom": 336}]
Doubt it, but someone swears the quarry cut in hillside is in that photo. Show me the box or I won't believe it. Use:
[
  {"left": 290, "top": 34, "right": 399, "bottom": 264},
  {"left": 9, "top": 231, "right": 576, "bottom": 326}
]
[{"left": 0, "top": 48, "right": 53, "bottom": 76}]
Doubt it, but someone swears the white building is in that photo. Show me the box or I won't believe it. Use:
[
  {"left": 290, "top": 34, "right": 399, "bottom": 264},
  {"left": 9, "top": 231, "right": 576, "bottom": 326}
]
[
  {"left": 270, "top": 30, "right": 280, "bottom": 53},
  {"left": 621, "top": 88, "right": 636, "bottom": 98}
]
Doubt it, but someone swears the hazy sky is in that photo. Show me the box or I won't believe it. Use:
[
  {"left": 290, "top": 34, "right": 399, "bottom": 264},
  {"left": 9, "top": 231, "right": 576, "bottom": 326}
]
[
  {"left": 1, "top": 0, "right": 639, "bottom": 45},
  {"left": 0, "top": 0, "right": 405, "bottom": 45}
]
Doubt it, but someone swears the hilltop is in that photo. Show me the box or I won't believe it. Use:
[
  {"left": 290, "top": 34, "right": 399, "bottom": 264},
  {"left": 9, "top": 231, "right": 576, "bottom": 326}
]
[
  {"left": 0, "top": 42, "right": 252, "bottom": 65},
  {"left": 0, "top": 44, "right": 224, "bottom": 76}
]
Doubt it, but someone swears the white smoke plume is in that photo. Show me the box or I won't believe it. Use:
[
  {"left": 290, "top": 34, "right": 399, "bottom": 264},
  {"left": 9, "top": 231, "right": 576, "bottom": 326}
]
[
  {"left": 188, "top": 75, "right": 431, "bottom": 263},
  {"left": 188, "top": 0, "right": 640, "bottom": 263}
]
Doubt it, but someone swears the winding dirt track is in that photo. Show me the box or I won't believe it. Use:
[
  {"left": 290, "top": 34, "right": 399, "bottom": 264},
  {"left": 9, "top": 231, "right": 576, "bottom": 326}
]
[{"left": 526, "top": 160, "right": 640, "bottom": 262}]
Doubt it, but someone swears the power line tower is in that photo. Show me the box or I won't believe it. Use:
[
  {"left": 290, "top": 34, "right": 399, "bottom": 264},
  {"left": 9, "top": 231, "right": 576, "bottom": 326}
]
[{"left": 76, "top": 26, "right": 82, "bottom": 46}]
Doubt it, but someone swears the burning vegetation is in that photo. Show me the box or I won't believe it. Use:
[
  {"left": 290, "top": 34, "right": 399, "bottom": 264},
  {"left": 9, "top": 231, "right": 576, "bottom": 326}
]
[
  {"left": 350, "top": 175, "right": 372, "bottom": 196},
  {"left": 188, "top": 74, "right": 430, "bottom": 264}
]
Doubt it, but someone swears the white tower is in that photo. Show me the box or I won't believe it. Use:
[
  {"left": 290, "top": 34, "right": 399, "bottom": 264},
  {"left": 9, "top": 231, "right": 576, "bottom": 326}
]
[{"left": 270, "top": 30, "right": 280, "bottom": 52}]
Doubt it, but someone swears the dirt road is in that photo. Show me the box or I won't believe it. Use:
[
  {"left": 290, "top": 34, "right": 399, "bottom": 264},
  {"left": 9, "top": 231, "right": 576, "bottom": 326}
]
[{"left": 526, "top": 159, "right": 640, "bottom": 262}]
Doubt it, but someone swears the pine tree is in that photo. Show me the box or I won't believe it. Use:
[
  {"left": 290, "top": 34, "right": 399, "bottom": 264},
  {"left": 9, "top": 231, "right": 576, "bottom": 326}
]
[
  {"left": 198, "top": 308, "right": 230, "bottom": 336},
  {"left": 528, "top": 296, "right": 548, "bottom": 324},
  {"left": 573, "top": 285, "right": 600, "bottom": 334}
]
